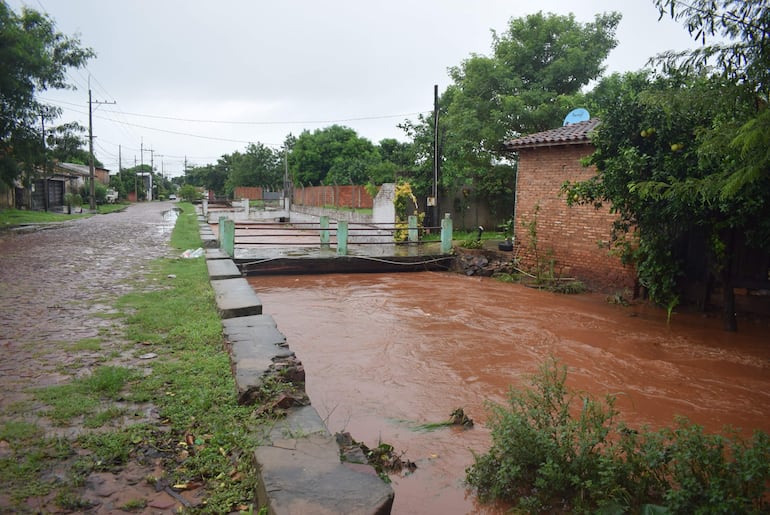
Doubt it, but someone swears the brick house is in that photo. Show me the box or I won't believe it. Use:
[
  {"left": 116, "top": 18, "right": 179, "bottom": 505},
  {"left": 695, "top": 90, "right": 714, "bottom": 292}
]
[{"left": 503, "top": 118, "right": 636, "bottom": 292}]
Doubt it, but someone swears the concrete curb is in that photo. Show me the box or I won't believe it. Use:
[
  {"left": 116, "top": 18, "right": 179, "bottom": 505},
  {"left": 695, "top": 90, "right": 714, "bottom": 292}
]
[{"left": 201, "top": 221, "right": 394, "bottom": 514}]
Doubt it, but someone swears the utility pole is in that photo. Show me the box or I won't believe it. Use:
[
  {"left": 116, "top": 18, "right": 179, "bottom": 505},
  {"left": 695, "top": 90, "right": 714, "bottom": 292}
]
[
  {"left": 140, "top": 140, "right": 144, "bottom": 201},
  {"left": 141, "top": 146, "right": 154, "bottom": 200},
  {"left": 41, "top": 112, "right": 48, "bottom": 212},
  {"left": 432, "top": 84, "right": 440, "bottom": 228},
  {"left": 87, "top": 83, "right": 116, "bottom": 210}
]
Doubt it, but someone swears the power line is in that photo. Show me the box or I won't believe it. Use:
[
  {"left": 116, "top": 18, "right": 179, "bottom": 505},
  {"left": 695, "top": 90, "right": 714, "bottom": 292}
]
[{"left": 99, "top": 108, "right": 428, "bottom": 126}]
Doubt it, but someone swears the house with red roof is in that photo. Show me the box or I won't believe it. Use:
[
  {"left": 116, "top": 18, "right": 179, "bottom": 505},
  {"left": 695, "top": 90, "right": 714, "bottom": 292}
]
[{"left": 503, "top": 118, "right": 636, "bottom": 291}]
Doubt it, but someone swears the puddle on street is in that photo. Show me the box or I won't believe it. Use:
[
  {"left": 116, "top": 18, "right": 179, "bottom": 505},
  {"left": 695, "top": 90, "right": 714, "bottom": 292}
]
[
  {"left": 159, "top": 208, "right": 180, "bottom": 234},
  {"left": 248, "top": 272, "right": 770, "bottom": 514}
]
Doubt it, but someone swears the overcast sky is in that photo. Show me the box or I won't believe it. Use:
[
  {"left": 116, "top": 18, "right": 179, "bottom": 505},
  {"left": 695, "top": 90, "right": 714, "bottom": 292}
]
[{"left": 10, "top": 0, "right": 701, "bottom": 177}]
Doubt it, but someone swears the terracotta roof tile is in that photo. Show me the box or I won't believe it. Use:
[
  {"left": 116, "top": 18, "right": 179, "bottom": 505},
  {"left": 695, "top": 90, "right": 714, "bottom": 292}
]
[{"left": 503, "top": 118, "right": 600, "bottom": 150}]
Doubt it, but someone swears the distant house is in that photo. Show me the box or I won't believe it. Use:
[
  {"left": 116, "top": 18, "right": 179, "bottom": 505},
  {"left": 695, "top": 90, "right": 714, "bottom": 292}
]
[
  {"left": 13, "top": 162, "right": 110, "bottom": 211},
  {"left": 503, "top": 119, "right": 636, "bottom": 291}
]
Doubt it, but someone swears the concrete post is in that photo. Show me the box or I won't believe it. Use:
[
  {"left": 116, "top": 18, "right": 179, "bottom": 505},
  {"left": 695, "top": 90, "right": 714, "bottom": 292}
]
[
  {"left": 408, "top": 215, "right": 418, "bottom": 243},
  {"left": 441, "top": 213, "right": 453, "bottom": 254},
  {"left": 242, "top": 198, "right": 249, "bottom": 216},
  {"left": 336, "top": 220, "right": 348, "bottom": 256},
  {"left": 202, "top": 199, "right": 208, "bottom": 217},
  {"left": 219, "top": 216, "right": 235, "bottom": 257},
  {"left": 320, "top": 216, "right": 330, "bottom": 248}
]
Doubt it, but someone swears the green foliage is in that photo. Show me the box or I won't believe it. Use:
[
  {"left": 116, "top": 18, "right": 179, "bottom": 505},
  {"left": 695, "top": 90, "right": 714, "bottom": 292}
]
[
  {"left": 392, "top": 182, "right": 423, "bottom": 241},
  {"left": 290, "top": 125, "right": 378, "bottom": 186},
  {"left": 47, "top": 121, "right": 94, "bottom": 165},
  {"left": 403, "top": 11, "right": 620, "bottom": 211},
  {"left": 178, "top": 184, "right": 200, "bottom": 202},
  {"left": 565, "top": 66, "right": 770, "bottom": 328},
  {"left": 0, "top": 3, "right": 94, "bottom": 188},
  {"left": 466, "top": 358, "right": 770, "bottom": 514},
  {"left": 224, "top": 142, "right": 283, "bottom": 195}
]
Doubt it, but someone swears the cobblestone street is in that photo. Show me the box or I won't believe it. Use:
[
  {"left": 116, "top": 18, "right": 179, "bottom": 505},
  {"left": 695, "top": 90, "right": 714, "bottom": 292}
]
[{"left": 0, "top": 202, "right": 188, "bottom": 512}]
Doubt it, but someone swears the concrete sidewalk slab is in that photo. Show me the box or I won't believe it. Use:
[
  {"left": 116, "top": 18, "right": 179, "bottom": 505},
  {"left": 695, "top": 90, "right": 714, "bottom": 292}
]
[
  {"left": 255, "top": 432, "right": 394, "bottom": 515},
  {"left": 222, "top": 315, "right": 295, "bottom": 404},
  {"left": 205, "top": 248, "right": 230, "bottom": 260},
  {"left": 211, "top": 278, "right": 262, "bottom": 318},
  {"left": 207, "top": 259, "right": 241, "bottom": 280}
]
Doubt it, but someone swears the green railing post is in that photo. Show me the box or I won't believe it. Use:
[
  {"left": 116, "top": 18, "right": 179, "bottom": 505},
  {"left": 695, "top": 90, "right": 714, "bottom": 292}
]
[
  {"left": 336, "top": 220, "right": 348, "bottom": 256},
  {"left": 219, "top": 216, "right": 235, "bottom": 257},
  {"left": 440, "top": 213, "right": 453, "bottom": 254},
  {"left": 408, "top": 215, "right": 418, "bottom": 243},
  {"left": 320, "top": 216, "right": 330, "bottom": 248}
]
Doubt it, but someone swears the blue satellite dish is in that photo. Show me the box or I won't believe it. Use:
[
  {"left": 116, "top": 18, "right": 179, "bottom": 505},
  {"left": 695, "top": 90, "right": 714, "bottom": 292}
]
[{"left": 563, "top": 108, "right": 590, "bottom": 126}]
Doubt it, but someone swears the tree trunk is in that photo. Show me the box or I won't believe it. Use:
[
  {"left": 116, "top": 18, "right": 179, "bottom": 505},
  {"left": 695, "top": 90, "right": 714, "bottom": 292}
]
[{"left": 721, "top": 229, "right": 738, "bottom": 332}]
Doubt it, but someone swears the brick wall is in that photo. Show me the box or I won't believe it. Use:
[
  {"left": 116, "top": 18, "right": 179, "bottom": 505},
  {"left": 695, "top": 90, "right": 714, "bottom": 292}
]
[
  {"left": 293, "top": 185, "right": 373, "bottom": 209},
  {"left": 233, "top": 186, "right": 264, "bottom": 199},
  {"left": 515, "top": 144, "right": 636, "bottom": 291}
]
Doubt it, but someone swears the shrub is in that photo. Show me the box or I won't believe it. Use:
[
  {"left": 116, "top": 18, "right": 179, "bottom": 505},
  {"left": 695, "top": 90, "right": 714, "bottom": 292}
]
[{"left": 466, "top": 358, "right": 770, "bottom": 514}]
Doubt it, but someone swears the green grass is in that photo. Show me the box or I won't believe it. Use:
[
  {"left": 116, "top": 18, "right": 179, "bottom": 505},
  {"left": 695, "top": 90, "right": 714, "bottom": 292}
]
[
  {"left": 34, "top": 365, "right": 140, "bottom": 424},
  {"left": 69, "top": 337, "right": 102, "bottom": 351},
  {"left": 95, "top": 202, "right": 128, "bottom": 214},
  {"left": 0, "top": 202, "right": 125, "bottom": 225},
  {"left": 0, "top": 207, "right": 85, "bottom": 225}
]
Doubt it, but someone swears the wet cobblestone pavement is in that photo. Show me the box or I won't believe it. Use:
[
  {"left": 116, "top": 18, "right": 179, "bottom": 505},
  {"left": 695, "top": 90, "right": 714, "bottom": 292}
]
[{"left": 0, "top": 202, "right": 189, "bottom": 513}]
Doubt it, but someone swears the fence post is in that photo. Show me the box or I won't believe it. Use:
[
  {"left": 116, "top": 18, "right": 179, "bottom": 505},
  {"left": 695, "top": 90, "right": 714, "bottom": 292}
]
[
  {"left": 219, "top": 216, "right": 235, "bottom": 257},
  {"left": 408, "top": 215, "right": 418, "bottom": 243},
  {"left": 441, "top": 213, "right": 453, "bottom": 254},
  {"left": 336, "top": 220, "right": 348, "bottom": 256},
  {"left": 320, "top": 216, "right": 330, "bottom": 248}
]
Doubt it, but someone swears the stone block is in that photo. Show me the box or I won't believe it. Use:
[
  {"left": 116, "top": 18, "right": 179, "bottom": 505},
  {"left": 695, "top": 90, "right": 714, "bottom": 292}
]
[
  {"left": 254, "top": 433, "right": 394, "bottom": 515},
  {"left": 207, "top": 259, "right": 241, "bottom": 280},
  {"left": 211, "top": 278, "right": 261, "bottom": 319}
]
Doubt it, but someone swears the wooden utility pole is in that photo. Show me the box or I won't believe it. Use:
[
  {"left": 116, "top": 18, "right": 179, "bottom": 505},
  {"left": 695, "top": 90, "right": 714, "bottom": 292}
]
[
  {"left": 432, "top": 84, "right": 440, "bottom": 228},
  {"left": 41, "top": 112, "right": 48, "bottom": 212},
  {"left": 87, "top": 84, "right": 115, "bottom": 210}
]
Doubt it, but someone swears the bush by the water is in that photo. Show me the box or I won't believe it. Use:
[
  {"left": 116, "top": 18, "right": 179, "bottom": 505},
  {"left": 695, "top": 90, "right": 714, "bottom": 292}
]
[{"left": 465, "top": 358, "right": 770, "bottom": 514}]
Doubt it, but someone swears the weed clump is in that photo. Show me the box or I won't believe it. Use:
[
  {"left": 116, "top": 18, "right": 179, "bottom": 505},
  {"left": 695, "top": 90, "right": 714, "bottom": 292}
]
[{"left": 466, "top": 358, "right": 770, "bottom": 514}]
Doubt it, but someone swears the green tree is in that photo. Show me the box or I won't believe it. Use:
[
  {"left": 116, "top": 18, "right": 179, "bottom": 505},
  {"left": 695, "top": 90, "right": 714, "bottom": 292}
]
[
  {"left": 651, "top": 0, "right": 770, "bottom": 197},
  {"left": 288, "top": 125, "right": 379, "bottom": 185},
  {"left": 566, "top": 71, "right": 770, "bottom": 332},
  {"left": 0, "top": 3, "right": 94, "bottom": 188},
  {"left": 563, "top": 1, "right": 770, "bottom": 332},
  {"left": 186, "top": 158, "right": 230, "bottom": 197},
  {"left": 224, "top": 142, "right": 283, "bottom": 195},
  {"left": 46, "top": 121, "right": 98, "bottom": 165},
  {"left": 404, "top": 11, "right": 620, "bottom": 216}
]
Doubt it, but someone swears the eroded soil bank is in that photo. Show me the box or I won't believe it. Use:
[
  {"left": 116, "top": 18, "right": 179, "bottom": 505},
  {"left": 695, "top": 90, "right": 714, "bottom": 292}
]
[{"left": 248, "top": 272, "right": 770, "bottom": 515}]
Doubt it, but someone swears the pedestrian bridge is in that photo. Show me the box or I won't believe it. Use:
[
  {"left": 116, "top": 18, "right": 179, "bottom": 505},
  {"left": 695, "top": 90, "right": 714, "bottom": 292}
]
[{"left": 206, "top": 215, "right": 456, "bottom": 276}]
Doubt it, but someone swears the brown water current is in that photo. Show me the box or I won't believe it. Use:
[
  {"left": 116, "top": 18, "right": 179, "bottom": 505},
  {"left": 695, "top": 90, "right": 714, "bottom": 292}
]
[{"left": 247, "top": 272, "right": 770, "bottom": 514}]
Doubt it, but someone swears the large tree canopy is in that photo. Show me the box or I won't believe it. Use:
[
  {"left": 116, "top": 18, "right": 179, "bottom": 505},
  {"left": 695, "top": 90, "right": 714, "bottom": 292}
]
[
  {"left": 404, "top": 11, "right": 620, "bottom": 213},
  {"left": 288, "top": 125, "right": 389, "bottom": 186},
  {"left": 0, "top": 3, "right": 94, "bottom": 188}
]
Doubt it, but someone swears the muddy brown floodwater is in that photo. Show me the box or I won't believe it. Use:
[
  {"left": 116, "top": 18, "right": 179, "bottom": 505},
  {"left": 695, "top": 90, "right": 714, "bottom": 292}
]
[{"left": 247, "top": 272, "right": 770, "bottom": 515}]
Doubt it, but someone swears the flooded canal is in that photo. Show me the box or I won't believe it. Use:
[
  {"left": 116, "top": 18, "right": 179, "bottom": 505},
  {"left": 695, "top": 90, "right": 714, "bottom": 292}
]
[{"left": 247, "top": 272, "right": 770, "bottom": 514}]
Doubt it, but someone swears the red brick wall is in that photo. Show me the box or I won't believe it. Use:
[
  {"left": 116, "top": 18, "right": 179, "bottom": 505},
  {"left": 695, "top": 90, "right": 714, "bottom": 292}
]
[
  {"left": 233, "top": 186, "right": 263, "bottom": 199},
  {"left": 293, "top": 185, "right": 373, "bottom": 209},
  {"left": 515, "top": 144, "right": 635, "bottom": 291}
]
